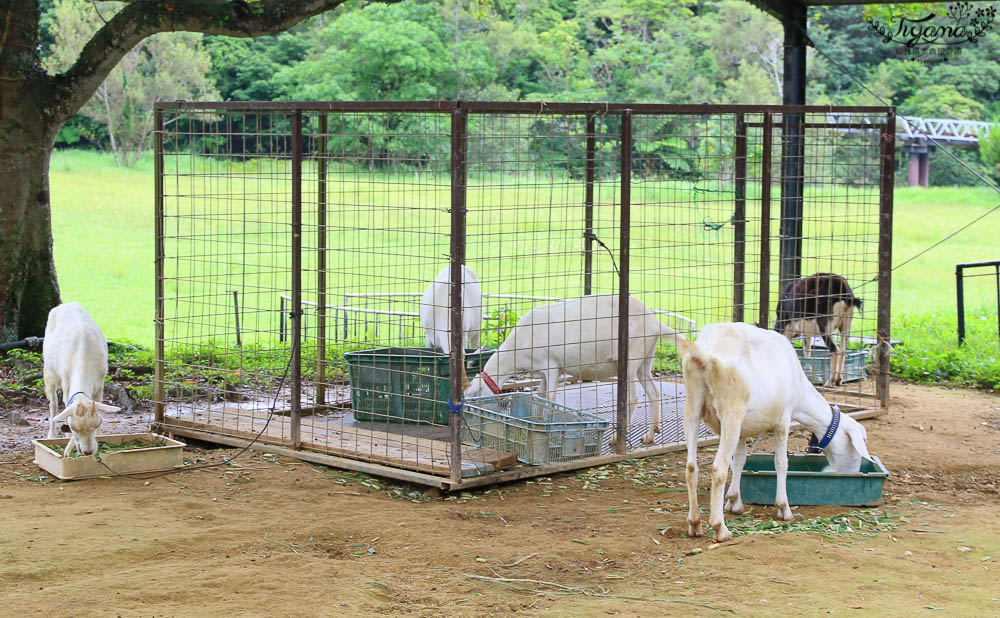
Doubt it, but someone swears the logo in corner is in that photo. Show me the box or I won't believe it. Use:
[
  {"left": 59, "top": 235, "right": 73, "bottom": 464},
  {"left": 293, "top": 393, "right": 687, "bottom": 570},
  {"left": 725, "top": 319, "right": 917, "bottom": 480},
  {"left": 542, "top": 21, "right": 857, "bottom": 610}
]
[{"left": 865, "top": 2, "right": 996, "bottom": 59}]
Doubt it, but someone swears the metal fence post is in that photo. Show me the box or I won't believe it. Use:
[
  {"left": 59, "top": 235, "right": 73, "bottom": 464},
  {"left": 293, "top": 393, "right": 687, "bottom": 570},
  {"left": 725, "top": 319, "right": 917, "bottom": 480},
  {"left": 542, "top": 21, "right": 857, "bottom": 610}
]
[
  {"left": 877, "top": 110, "right": 895, "bottom": 408},
  {"left": 956, "top": 265, "right": 966, "bottom": 346},
  {"left": 291, "top": 110, "right": 303, "bottom": 448},
  {"left": 449, "top": 106, "right": 468, "bottom": 483},
  {"left": 733, "top": 112, "right": 747, "bottom": 323},
  {"left": 154, "top": 108, "right": 165, "bottom": 425},
  {"left": 758, "top": 111, "right": 773, "bottom": 329},
  {"left": 317, "top": 113, "right": 328, "bottom": 407},
  {"left": 616, "top": 110, "right": 632, "bottom": 455},
  {"left": 584, "top": 115, "right": 596, "bottom": 295}
]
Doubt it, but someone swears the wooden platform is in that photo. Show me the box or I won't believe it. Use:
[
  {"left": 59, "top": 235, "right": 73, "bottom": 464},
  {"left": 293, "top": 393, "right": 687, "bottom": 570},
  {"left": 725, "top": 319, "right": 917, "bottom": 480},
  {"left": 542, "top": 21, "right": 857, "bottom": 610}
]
[{"left": 161, "top": 407, "right": 516, "bottom": 478}]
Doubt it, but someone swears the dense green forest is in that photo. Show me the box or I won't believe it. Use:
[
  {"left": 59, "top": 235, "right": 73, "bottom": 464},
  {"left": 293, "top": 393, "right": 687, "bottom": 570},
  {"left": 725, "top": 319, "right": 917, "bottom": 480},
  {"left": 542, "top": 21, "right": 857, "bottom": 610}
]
[{"left": 44, "top": 0, "right": 1000, "bottom": 184}]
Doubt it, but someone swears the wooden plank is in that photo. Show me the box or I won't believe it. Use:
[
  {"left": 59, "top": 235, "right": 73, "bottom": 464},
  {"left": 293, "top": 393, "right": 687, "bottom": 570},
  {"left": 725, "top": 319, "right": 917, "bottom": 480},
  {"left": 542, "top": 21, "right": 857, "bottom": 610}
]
[
  {"left": 162, "top": 410, "right": 515, "bottom": 477},
  {"left": 462, "top": 448, "right": 517, "bottom": 471},
  {"left": 449, "top": 434, "right": 723, "bottom": 490},
  {"left": 213, "top": 405, "right": 514, "bottom": 471},
  {"left": 157, "top": 424, "right": 450, "bottom": 489},
  {"left": 164, "top": 415, "right": 457, "bottom": 476}
]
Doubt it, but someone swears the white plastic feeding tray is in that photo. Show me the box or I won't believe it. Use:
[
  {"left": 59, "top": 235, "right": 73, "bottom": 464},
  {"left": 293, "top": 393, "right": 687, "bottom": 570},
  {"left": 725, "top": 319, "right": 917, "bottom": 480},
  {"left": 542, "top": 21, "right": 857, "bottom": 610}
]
[{"left": 32, "top": 432, "right": 186, "bottom": 480}]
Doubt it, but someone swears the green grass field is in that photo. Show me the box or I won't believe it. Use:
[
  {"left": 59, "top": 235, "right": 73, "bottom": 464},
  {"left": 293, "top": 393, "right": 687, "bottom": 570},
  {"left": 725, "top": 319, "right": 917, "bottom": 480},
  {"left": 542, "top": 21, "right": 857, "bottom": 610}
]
[{"left": 49, "top": 149, "right": 998, "bottom": 386}]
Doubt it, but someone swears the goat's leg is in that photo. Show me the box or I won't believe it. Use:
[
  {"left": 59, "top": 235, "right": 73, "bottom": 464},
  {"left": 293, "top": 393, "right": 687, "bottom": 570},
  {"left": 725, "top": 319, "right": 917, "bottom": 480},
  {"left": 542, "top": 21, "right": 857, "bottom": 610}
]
[
  {"left": 829, "top": 316, "right": 854, "bottom": 387},
  {"left": 63, "top": 436, "right": 77, "bottom": 458},
  {"left": 683, "top": 388, "right": 705, "bottom": 538},
  {"left": 725, "top": 438, "right": 747, "bottom": 514},
  {"left": 772, "top": 422, "right": 795, "bottom": 521},
  {"left": 538, "top": 367, "right": 559, "bottom": 403},
  {"left": 822, "top": 332, "right": 840, "bottom": 388},
  {"left": 637, "top": 355, "right": 660, "bottom": 445},
  {"left": 709, "top": 422, "right": 742, "bottom": 543},
  {"left": 45, "top": 377, "right": 60, "bottom": 439}
]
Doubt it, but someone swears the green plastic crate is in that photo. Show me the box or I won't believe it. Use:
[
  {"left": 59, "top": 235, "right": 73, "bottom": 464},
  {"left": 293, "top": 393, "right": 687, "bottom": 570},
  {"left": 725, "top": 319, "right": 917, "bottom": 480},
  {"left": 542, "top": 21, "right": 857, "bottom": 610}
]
[
  {"left": 797, "top": 349, "right": 869, "bottom": 385},
  {"left": 739, "top": 454, "right": 888, "bottom": 506},
  {"left": 345, "top": 347, "right": 494, "bottom": 425},
  {"left": 461, "top": 393, "right": 610, "bottom": 465}
]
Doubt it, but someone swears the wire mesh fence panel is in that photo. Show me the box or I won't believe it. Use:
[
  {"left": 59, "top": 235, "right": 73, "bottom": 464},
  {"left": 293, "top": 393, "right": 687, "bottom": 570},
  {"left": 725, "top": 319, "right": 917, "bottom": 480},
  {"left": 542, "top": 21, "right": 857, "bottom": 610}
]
[
  {"left": 155, "top": 102, "right": 892, "bottom": 488},
  {"left": 298, "top": 110, "right": 479, "bottom": 478},
  {"left": 767, "top": 111, "right": 886, "bottom": 411},
  {"left": 463, "top": 112, "right": 628, "bottom": 460},
  {"left": 158, "top": 108, "right": 298, "bottom": 446}
]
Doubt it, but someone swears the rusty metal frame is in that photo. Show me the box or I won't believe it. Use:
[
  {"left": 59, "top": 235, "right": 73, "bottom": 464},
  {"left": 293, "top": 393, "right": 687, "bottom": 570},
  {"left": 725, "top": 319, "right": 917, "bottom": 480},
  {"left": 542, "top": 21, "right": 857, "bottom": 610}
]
[{"left": 153, "top": 100, "right": 894, "bottom": 489}]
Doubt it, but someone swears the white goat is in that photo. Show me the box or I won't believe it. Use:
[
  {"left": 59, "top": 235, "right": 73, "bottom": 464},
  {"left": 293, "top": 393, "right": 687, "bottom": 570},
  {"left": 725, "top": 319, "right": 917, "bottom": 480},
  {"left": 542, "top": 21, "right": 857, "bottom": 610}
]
[
  {"left": 43, "top": 303, "right": 120, "bottom": 457},
  {"left": 419, "top": 265, "right": 482, "bottom": 355},
  {"left": 678, "top": 322, "right": 873, "bottom": 543},
  {"left": 464, "top": 295, "right": 680, "bottom": 445}
]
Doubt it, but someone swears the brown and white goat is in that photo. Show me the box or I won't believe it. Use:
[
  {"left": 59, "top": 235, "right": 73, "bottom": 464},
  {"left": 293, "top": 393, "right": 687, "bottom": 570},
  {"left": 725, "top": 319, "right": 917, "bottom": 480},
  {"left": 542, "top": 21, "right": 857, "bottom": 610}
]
[{"left": 774, "top": 273, "right": 862, "bottom": 387}]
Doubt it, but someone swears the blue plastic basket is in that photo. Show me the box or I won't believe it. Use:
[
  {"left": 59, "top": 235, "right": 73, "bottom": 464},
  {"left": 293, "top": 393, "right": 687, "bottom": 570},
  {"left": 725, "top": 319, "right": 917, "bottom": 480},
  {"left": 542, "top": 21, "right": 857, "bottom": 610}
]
[
  {"left": 797, "top": 349, "right": 869, "bottom": 385},
  {"left": 462, "top": 393, "right": 610, "bottom": 465}
]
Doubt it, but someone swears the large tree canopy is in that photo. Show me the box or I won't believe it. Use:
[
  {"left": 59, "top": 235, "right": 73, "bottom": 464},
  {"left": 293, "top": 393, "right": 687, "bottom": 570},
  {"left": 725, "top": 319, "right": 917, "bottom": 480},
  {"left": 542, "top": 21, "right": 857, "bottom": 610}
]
[{"left": 0, "top": 0, "right": 397, "bottom": 340}]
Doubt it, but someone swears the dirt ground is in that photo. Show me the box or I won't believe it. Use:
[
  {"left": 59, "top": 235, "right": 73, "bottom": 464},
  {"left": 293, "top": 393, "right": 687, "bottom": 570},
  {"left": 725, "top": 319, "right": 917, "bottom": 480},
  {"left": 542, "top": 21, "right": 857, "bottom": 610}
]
[{"left": 1, "top": 382, "right": 998, "bottom": 617}]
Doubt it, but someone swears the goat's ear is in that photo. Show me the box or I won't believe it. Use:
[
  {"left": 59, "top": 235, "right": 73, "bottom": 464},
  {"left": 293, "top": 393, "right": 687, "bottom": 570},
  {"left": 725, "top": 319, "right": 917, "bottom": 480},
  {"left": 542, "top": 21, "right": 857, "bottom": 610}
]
[
  {"left": 94, "top": 402, "right": 121, "bottom": 414},
  {"left": 844, "top": 421, "right": 873, "bottom": 462},
  {"left": 52, "top": 405, "right": 75, "bottom": 422}
]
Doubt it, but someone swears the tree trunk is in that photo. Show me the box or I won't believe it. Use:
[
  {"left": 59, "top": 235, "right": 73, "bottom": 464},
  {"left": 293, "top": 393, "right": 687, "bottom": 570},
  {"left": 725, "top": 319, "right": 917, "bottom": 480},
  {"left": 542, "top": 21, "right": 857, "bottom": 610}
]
[{"left": 0, "top": 97, "right": 62, "bottom": 340}]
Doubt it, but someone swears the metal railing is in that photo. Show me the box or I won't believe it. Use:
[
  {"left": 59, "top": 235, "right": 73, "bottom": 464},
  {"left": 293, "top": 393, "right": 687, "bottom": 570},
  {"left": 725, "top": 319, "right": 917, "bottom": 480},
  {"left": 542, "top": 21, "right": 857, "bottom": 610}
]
[
  {"left": 956, "top": 260, "right": 1000, "bottom": 345},
  {"left": 279, "top": 292, "right": 699, "bottom": 344}
]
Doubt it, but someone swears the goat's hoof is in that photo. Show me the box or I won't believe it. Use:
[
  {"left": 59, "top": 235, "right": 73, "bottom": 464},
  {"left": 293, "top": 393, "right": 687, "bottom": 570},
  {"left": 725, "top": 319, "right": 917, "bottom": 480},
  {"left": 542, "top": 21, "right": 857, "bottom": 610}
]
[
  {"left": 641, "top": 434, "right": 655, "bottom": 446},
  {"left": 724, "top": 499, "right": 745, "bottom": 515},
  {"left": 687, "top": 520, "right": 703, "bottom": 538},
  {"left": 713, "top": 526, "right": 733, "bottom": 543},
  {"left": 776, "top": 505, "right": 795, "bottom": 522}
]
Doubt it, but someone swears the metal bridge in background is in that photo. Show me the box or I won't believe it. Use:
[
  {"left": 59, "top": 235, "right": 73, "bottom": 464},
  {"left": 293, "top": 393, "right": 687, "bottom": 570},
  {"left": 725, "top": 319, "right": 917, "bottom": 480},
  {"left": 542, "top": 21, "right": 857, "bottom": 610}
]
[{"left": 829, "top": 113, "right": 993, "bottom": 187}]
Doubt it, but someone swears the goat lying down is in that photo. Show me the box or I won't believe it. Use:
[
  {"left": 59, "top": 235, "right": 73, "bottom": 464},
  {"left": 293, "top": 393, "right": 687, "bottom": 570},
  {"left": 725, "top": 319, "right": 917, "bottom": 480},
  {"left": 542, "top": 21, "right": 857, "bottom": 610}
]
[
  {"left": 774, "top": 273, "right": 862, "bottom": 387},
  {"left": 43, "top": 303, "right": 121, "bottom": 457},
  {"left": 678, "top": 322, "right": 872, "bottom": 543},
  {"left": 464, "top": 295, "right": 680, "bottom": 445}
]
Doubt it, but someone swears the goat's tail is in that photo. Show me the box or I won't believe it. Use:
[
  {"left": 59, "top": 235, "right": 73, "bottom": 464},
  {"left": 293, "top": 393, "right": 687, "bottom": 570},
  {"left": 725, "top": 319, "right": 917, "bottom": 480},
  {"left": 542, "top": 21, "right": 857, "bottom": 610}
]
[{"left": 676, "top": 338, "right": 748, "bottom": 403}]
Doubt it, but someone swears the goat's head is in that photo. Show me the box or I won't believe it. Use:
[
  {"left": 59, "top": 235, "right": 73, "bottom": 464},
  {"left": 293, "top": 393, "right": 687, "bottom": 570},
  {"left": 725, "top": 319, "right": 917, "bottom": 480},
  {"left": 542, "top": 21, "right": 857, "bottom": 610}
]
[
  {"left": 464, "top": 375, "right": 492, "bottom": 399},
  {"left": 822, "top": 413, "right": 873, "bottom": 473},
  {"left": 54, "top": 396, "right": 120, "bottom": 456}
]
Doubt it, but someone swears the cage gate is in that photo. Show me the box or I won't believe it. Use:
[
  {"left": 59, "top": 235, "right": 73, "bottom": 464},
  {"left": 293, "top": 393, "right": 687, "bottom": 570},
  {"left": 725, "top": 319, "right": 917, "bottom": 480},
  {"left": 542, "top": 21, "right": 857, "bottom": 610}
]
[{"left": 153, "top": 101, "right": 894, "bottom": 490}]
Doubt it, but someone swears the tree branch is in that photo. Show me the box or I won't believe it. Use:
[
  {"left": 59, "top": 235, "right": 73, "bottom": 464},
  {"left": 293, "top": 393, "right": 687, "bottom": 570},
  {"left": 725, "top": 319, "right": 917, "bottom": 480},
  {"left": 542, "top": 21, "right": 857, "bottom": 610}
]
[{"left": 48, "top": 0, "right": 400, "bottom": 121}]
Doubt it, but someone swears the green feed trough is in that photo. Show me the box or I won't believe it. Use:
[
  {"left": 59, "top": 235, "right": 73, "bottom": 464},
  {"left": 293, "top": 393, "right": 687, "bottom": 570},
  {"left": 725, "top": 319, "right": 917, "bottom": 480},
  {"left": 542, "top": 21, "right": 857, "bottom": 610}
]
[
  {"left": 345, "top": 347, "right": 494, "bottom": 425},
  {"left": 740, "top": 454, "right": 888, "bottom": 506}
]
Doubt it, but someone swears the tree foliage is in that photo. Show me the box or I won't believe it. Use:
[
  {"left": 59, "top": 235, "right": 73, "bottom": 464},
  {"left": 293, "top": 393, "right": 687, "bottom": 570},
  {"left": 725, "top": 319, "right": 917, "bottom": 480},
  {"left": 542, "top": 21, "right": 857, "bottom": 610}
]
[
  {"left": 41, "top": 0, "right": 1000, "bottom": 178},
  {"left": 45, "top": 0, "right": 220, "bottom": 166}
]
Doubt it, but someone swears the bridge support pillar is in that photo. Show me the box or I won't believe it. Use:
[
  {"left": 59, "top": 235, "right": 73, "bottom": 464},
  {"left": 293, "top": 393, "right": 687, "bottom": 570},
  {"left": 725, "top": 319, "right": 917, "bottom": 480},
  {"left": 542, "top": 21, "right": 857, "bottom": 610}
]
[{"left": 904, "top": 144, "right": 933, "bottom": 188}]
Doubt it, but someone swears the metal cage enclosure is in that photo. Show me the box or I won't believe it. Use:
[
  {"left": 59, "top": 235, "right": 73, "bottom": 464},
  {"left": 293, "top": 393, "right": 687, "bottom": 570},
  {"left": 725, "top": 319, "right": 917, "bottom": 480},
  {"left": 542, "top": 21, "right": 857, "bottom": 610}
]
[{"left": 153, "top": 101, "right": 894, "bottom": 490}]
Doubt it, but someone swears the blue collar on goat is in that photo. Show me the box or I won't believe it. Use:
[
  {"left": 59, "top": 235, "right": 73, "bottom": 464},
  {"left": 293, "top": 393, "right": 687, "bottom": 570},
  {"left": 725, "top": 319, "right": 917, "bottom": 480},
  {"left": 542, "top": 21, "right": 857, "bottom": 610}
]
[
  {"left": 67, "top": 391, "right": 89, "bottom": 406},
  {"left": 807, "top": 405, "right": 842, "bottom": 453}
]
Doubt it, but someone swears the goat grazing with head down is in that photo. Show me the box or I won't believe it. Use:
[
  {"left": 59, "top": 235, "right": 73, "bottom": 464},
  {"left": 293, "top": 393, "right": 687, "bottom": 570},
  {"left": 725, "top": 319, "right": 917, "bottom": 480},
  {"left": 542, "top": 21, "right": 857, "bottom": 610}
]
[
  {"left": 679, "top": 322, "right": 873, "bottom": 543},
  {"left": 420, "top": 264, "right": 483, "bottom": 389},
  {"left": 419, "top": 264, "right": 483, "bottom": 355},
  {"left": 464, "top": 294, "right": 680, "bottom": 445},
  {"left": 774, "top": 273, "right": 862, "bottom": 387},
  {"left": 43, "top": 303, "right": 121, "bottom": 457}
]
